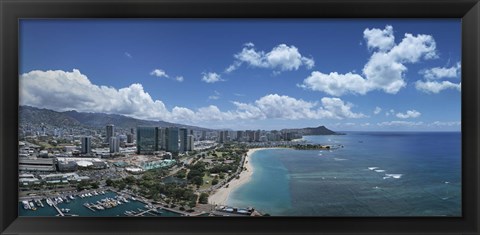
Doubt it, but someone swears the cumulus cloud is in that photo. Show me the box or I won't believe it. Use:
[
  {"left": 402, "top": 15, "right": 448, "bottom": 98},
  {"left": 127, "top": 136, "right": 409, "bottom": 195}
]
[
  {"left": 363, "top": 25, "right": 395, "bottom": 51},
  {"left": 415, "top": 80, "right": 461, "bottom": 93},
  {"left": 420, "top": 62, "right": 461, "bottom": 80},
  {"left": 20, "top": 69, "right": 172, "bottom": 121},
  {"left": 201, "top": 72, "right": 223, "bottom": 83},
  {"left": 415, "top": 62, "right": 461, "bottom": 93},
  {"left": 318, "top": 97, "right": 367, "bottom": 119},
  {"left": 233, "top": 95, "right": 365, "bottom": 120},
  {"left": 175, "top": 76, "right": 184, "bottom": 82},
  {"left": 300, "top": 25, "right": 437, "bottom": 96},
  {"left": 125, "top": 52, "right": 132, "bottom": 58},
  {"left": 396, "top": 110, "right": 421, "bottom": 119},
  {"left": 373, "top": 106, "right": 382, "bottom": 115},
  {"left": 150, "top": 69, "right": 169, "bottom": 78},
  {"left": 225, "top": 43, "right": 315, "bottom": 73},
  {"left": 20, "top": 69, "right": 366, "bottom": 124},
  {"left": 299, "top": 72, "right": 369, "bottom": 96}
]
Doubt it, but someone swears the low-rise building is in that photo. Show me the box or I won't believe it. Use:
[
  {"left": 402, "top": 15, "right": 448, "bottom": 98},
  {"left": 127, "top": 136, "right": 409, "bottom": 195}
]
[
  {"left": 19, "top": 174, "right": 41, "bottom": 185},
  {"left": 57, "top": 160, "right": 78, "bottom": 172},
  {"left": 19, "top": 158, "right": 56, "bottom": 172}
]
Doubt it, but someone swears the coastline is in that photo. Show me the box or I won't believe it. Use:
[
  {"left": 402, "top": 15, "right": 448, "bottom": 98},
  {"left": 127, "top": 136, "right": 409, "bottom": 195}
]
[{"left": 208, "top": 147, "right": 284, "bottom": 205}]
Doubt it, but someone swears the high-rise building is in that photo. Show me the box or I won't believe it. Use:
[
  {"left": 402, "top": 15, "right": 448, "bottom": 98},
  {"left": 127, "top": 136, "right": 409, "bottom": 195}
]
[
  {"left": 136, "top": 126, "right": 159, "bottom": 154},
  {"left": 165, "top": 127, "right": 179, "bottom": 153},
  {"left": 218, "top": 131, "right": 228, "bottom": 143},
  {"left": 236, "top": 131, "right": 244, "bottom": 141},
  {"left": 229, "top": 131, "right": 237, "bottom": 141},
  {"left": 106, "top": 124, "right": 115, "bottom": 143},
  {"left": 179, "top": 128, "right": 188, "bottom": 153},
  {"left": 246, "top": 130, "right": 255, "bottom": 142},
  {"left": 158, "top": 128, "right": 166, "bottom": 150},
  {"left": 109, "top": 137, "right": 120, "bottom": 153},
  {"left": 126, "top": 133, "right": 134, "bottom": 143},
  {"left": 187, "top": 135, "right": 194, "bottom": 151},
  {"left": 81, "top": 136, "right": 91, "bottom": 154},
  {"left": 254, "top": 130, "right": 261, "bottom": 142},
  {"left": 201, "top": 130, "right": 207, "bottom": 141}
]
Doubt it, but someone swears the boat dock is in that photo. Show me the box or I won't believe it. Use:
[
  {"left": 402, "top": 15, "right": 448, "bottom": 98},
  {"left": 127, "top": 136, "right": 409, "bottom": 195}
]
[
  {"left": 53, "top": 204, "right": 65, "bottom": 216},
  {"left": 134, "top": 208, "right": 158, "bottom": 216}
]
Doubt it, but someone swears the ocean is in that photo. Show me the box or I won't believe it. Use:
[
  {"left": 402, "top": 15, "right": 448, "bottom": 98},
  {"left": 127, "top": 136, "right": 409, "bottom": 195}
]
[{"left": 227, "top": 132, "right": 461, "bottom": 216}]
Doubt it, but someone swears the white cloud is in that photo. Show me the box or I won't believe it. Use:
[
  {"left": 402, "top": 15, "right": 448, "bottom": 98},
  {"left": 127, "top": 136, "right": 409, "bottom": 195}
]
[
  {"left": 299, "top": 72, "right": 369, "bottom": 96},
  {"left": 373, "top": 106, "right": 382, "bottom": 115},
  {"left": 375, "top": 121, "right": 460, "bottom": 130},
  {"left": 363, "top": 25, "right": 395, "bottom": 51},
  {"left": 20, "top": 69, "right": 366, "bottom": 125},
  {"left": 244, "top": 42, "right": 255, "bottom": 47},
  {"left": 125, "top": 52, "right": 132, "bottom": 58},
  {"left": 224, "top": 62, "right": 241, "bottom": 73},
  {"left": 377, "top": 121, "right": 424, "bottom": 127},
  {"left": 415, "top": 62, "right": 461, "bottom": 94},
  {"left": 151, "top": 69, "right": 184, "bottom": 82},
  {"left": 300, "top": 25, "right": 437, "bottom": 96},
  {"left": 420, "top": 62, "right": 461, "bottom": 80},
  {"left": 150, "top": 69, "right": 169, "bottom": 78},
  {"left": 226, "top": 43, "right": 314, "bottom": 73},
  {"left": 318, "top": 97, "right": 367, "bottom": 119},
  {"left": 232, "top": 95, "right": 366, "bottom": 120},
  {"left": 20, "top": 69, "right": 172, "bottom": 121},
  {"left": 201, "top": 72, "right": 223, "bottom": 83},
  {"left": 415, "top": 80, "right": 461, "bottom": 93},
  {"left": 428, "top": 121, "right": 461, "bottom": 127},
  {"left": 396, "top": 110, "right": 421, "bottom": 119},
  {"left": 253, "top": 94, "right": 318, "bottom": 119}
]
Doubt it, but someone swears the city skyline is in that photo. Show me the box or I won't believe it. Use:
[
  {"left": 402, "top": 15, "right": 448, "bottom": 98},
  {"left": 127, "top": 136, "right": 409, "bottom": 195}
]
[{"left": 19, "top": 19, "right": 461, "bottom": 131}]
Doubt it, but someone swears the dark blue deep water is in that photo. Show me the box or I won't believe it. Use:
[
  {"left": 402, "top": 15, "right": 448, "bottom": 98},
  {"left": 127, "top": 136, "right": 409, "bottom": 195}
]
[{"left": 228, "top": 132, "right": 461, "bottom": 216}]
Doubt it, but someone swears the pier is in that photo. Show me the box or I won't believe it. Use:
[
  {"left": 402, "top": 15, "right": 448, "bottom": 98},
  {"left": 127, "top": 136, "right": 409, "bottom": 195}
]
[
  {"left": 134, "top": 208, "right": 158, "bottom": 216},
  {"left": 53, "top": 204, "right": 65, "bottom": 216}
]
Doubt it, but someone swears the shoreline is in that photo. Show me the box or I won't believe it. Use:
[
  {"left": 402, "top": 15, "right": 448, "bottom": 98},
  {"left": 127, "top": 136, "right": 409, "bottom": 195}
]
[{"left": 208, "top": 147, "right": 285, "bottom": 206}]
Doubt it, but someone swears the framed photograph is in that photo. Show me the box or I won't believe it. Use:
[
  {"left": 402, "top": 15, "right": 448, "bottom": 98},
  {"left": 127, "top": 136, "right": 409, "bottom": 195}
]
[{"left": 1, "top": 0, "right": 479, "bottom": 234}]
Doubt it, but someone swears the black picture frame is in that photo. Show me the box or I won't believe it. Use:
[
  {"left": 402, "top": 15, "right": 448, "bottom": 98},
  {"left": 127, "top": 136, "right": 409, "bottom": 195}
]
[{"left": 1, "top": 0, "right": 479, "bottom": 234}]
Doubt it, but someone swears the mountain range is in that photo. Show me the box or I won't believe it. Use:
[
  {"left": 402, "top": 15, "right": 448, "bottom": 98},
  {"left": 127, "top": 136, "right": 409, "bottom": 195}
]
[
  {"left": 19, "top": 106, "right": 339, "bottom": 135},
  {"left": 19, "top": 106, "right": 210, "bottom": 131}
]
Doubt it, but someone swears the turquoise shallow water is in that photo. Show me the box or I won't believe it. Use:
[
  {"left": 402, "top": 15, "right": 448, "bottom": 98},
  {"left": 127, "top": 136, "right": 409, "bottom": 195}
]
[
  {"left": 227, "top": 132, "right": 461, "bottom": 216},
  {"left": 19, "top": 191, "right": 181, "bottom": 217}
]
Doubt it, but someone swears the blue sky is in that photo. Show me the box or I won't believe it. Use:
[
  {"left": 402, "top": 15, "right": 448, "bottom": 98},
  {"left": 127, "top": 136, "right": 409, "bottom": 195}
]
[{"left": 19, "top": 19, "right": 461, "bottom": 131}]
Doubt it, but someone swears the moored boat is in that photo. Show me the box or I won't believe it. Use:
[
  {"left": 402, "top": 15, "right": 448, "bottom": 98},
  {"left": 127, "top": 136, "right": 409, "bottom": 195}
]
[
  {"left": 22, "top": 201, "right": 30, "bottom": 210},
  {"left": 29, "top": 202, "right": 37, "bottom": 210}
]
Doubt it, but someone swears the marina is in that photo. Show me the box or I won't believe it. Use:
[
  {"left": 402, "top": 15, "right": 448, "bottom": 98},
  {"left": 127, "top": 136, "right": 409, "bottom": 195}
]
[{"left": 19, "top": 190, "right": 182, "bottom": 217}]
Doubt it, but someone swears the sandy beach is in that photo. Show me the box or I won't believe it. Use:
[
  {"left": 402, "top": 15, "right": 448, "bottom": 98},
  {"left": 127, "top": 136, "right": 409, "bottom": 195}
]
[
  {"left": 208, "top": 148, "right": 256, "bottom": 205},
  {"left": 208, "top": 147, "right": 284, "bottom": 205}
]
